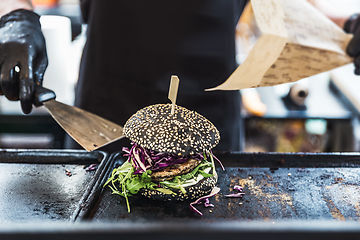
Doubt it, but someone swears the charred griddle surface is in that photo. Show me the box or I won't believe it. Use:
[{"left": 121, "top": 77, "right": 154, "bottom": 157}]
[
  {"left": 88, "top": 152, "right": 360, "bottom": 221},
  {"left": 0, "top": 149, "right": 107, "bottom": 223}
]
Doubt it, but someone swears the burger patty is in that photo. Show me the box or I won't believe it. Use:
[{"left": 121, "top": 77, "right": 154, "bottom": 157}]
[{"left": 151, "top": 158, "right": 201, "bottom": 182}]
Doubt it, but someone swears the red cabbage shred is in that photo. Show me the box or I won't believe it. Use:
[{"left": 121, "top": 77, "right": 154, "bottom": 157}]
[{"left": 123, "top": 142, "right": 204, "bottom": 174}]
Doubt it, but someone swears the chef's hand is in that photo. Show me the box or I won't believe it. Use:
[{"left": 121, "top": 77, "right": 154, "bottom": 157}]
[
  {"left": 344, "top": 13, "right": 360, "bottom": 75},
  {"left": 0, "top": 9, "right": 48, "bottom": 114}
]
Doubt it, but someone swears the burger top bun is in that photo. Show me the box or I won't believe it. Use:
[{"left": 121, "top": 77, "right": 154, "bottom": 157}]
[{"left": 123, "top": 103, "right": 220, "bottom": 156}]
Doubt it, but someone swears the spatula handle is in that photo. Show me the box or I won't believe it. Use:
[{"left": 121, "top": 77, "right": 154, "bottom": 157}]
[{"left": 33, "top": 84, "right": 56, "bottom": 107}]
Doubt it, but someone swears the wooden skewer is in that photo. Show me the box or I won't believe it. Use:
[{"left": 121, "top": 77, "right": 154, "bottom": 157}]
[{"left": 168, "top": 75, "right": 180, "bottom": 115}]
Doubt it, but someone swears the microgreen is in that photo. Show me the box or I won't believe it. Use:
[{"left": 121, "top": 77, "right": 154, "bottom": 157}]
[{"left": 104, "top": 150, "right": 223, "bottom": 213}]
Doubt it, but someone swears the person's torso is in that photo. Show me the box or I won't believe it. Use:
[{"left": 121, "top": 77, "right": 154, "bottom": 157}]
[{"left": 80, "top": 0, "right": 246, "bottom": 93}]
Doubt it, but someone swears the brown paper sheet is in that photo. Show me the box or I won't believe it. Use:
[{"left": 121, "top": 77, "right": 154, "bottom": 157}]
[{"left": 206, "top": 0, "right": 353, "bottom": 91}]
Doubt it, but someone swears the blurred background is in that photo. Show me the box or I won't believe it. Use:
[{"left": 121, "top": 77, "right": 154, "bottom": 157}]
[
  {"left": 237, "top": 0, "right": 360, "bottom": 153},
  {"left": 1, "top": 0, "right": 360, "bottom": 153}
]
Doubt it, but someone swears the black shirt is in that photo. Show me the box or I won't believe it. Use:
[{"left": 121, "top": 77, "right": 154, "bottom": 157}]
[{"left": 71, "top": 0, "right": 246, "bottom": 153}]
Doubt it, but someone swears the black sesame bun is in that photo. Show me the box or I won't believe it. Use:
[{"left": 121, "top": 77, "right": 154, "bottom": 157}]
[{"left": 123, "top": 103, "right": 220, "bottom": 156}]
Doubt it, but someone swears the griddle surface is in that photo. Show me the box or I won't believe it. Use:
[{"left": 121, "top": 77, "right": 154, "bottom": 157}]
[
  {"left": 88, "top": 152, "right": 360, "bottom": 222},
  {"left": 0, "top": 149, "right": 107, "bottom": 223}
]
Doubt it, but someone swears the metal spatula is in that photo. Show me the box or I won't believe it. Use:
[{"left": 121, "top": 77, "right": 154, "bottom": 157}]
[{"left": 34, "top": 85, "right": 124, "bottom": 151}]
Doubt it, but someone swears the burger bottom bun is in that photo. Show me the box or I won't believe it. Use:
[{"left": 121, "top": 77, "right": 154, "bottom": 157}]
[{"left": 138, "top": 172, "right": 218, "bottom": 201}]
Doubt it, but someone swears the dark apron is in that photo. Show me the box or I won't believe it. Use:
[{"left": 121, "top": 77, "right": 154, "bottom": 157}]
[{"left": 67, "top": 0, "right": 246, "bottom": 153}]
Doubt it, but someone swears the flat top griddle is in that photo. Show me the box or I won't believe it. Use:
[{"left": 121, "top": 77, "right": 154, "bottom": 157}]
[
  {"left": 2, "top": 150, "right": 360, "bottom": 240},
  {"left": 86, "top": 151, "right": 360, "bottom": 222},
  {"left": 0, "top": 149, "right": 108, "bottom": 223}
]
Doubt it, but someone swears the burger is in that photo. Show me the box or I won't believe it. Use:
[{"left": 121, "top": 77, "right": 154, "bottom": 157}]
[{"left": 105, "top": 103, "right": 222, "bottom": 212}]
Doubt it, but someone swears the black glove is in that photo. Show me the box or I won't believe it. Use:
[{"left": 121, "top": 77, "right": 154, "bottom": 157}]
[
  {"left": 344, "top": 13, "right": 360, "bottom": 75},
  {"left": 0, "top": 9, "right": 48, "bottom": 114}
]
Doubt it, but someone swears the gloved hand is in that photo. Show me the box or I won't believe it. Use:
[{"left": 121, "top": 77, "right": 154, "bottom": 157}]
[
  {"left": 344, "top": 13, "right": 360, "bottom": 75},
  {"left": 0, "top": 9, "right": 48, "bottom": 114}
]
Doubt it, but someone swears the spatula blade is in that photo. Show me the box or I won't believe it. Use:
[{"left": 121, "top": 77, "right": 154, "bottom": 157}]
[{"left": 44, "top": 100, "right": 124, "bottom": 151}]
